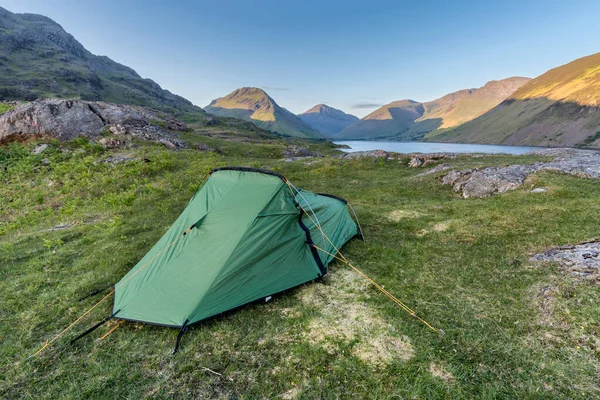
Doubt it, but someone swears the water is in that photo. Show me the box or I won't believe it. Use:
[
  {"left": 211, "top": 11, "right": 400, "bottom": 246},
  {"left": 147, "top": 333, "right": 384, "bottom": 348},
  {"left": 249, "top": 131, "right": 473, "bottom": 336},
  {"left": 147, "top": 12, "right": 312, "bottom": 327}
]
[{"left": 334, "top": 141, "right": 536, "bottom": 155}]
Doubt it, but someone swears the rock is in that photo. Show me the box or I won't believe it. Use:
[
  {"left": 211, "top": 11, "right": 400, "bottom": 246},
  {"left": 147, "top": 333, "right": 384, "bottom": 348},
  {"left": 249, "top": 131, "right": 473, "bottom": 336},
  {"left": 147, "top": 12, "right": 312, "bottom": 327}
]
[
  {"left": 408, "top": 157, "right": 424, "bottom": 168},
  {"left": 0, "top": 99, "right": 188, "bottom": 149},
  {"left": 415, "top": 163, "right": 453, "bottom": 177},
  {"left": 531, "top": 187, "right": 548, "bottom": 193},
  {"left": 530, "top": 239, "right": 600, "bottom": 279},
  {"left": 98, "top": 137, "right": 124, "bottom": 149},
  {"left": 31, "top": 143, "right": 49, "bottom": 154},
  {"left": 95, "top": 154, "right": 136, "bottom": 165},
  {"left": 194, "top": 143, "right": 215, "bottom": 152},
  {"left": 442, "top": 149, "right": 600, "bottom": 197},
  {"left": 166, "top": 119, "right": 188, "bottom": 131},
  {"left": 159, "top": 139, "right": 177, "bottom": 150},
  {"left": 284, "top": 145, "right": 322, "bottom": 158},
  {"left": 340, "top": 150, "right": 391, "bottom": 159},
  {"left": 40, "top": 158, "right": 50, "bottom": 165}
]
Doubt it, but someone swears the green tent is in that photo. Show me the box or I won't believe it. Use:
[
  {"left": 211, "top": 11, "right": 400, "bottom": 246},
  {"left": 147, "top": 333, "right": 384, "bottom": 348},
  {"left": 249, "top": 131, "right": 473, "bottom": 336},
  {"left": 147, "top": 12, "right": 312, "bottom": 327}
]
[{"left": 112, "top": 167, "right": 359, "bottom": 329}]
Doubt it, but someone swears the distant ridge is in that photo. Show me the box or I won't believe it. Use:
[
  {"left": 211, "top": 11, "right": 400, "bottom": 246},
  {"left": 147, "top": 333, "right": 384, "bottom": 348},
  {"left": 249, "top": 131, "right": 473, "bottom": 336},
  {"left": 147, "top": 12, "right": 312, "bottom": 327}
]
[
  {"left": 432, "top": 52, "right": 600, "bottom": 147},
  {"left": 205, "top": 87, "right": 324, "bottom": 139},
  {"left": 298, "top": 104, "right": 358, "bottom": 137},
  {"left": 336, "top": 77, "right": 530, "bottom": 140}
]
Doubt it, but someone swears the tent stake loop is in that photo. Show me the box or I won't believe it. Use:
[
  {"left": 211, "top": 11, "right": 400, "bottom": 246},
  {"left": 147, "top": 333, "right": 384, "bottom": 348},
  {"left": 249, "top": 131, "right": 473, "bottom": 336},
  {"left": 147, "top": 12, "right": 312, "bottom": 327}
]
[{"left": 173, "top": 319, "right": 189, "bottom": 355}]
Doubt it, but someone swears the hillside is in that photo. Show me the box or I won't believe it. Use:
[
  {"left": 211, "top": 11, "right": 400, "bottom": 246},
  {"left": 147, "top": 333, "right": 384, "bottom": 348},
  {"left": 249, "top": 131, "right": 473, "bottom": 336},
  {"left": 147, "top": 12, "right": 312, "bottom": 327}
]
[
  {"left": 433, "top": 53, "right": 600, "bottom": 147},
  {"left": 336, "top": 77, "right": 529, "bottom": 140},
  {"left": 0, "top": 7, "right": 203, "bottom": 118},
  {"left": 298, "top": 104, "right": 358, "bottom": 137},
  {"left": 205, "top": 88, "right": 324, "bottom": 139},
  {"left": 336, "top": 100, "right": 425, "bottom": 139}
]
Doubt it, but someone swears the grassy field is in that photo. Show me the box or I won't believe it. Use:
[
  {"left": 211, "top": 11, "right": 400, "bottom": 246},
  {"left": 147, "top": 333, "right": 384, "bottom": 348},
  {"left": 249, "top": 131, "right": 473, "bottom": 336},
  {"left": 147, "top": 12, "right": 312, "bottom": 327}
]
[{"left": 1, "top": 138, "right": 600, "bottom": 398}]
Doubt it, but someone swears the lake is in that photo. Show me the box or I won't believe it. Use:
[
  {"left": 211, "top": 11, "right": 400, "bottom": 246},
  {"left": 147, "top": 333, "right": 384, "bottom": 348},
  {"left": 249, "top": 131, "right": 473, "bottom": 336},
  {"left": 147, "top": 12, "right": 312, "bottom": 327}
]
[{"left": 334, "top": 141, "right": 536, "bottom": 154}]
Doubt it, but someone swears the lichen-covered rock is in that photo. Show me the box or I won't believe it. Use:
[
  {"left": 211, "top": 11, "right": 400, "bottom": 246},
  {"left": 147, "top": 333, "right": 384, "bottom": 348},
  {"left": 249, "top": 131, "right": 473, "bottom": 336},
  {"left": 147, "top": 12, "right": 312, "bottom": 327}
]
[
  {"left": 340, "top": 149, "right": 391, "bottom": 159},
  {"left": 0, "top": 98, "right": 188, "bottom": 149},
  {"left": 530, "top": 240, "right": 600, "bottom": 279},
  {"left": 442, "top": 149, "right": 600, "bottom": 197},
  {"left": 283, "top": 145, "right": 322, "bottom": 158}
]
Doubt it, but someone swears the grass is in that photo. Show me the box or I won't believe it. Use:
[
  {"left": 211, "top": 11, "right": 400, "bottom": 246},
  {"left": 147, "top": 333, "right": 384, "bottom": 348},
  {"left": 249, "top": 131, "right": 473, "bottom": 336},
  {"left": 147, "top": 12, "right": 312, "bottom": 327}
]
[{"left": 1, "top": 138, "right": 600, "bottom": 398}]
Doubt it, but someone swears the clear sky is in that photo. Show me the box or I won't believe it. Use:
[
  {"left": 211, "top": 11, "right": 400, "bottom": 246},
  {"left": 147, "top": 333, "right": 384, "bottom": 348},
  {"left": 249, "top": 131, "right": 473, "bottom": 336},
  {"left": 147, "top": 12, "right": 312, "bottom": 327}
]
[{"left": 1, "top": 0, "right": 599, "bottom": 117}]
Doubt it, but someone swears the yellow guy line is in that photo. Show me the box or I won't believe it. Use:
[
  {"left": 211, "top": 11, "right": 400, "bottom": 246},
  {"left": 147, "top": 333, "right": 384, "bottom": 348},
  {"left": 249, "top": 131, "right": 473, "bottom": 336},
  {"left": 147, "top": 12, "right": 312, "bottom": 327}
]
[
  {"left": 31, "top": 172, "right": 214, "bottom": 358},
  {"left": 32, "top": 231, "right": 188, "bottom": 357},
  {"left": 284, "top": 179, "right": 438, "bottom": 333}
]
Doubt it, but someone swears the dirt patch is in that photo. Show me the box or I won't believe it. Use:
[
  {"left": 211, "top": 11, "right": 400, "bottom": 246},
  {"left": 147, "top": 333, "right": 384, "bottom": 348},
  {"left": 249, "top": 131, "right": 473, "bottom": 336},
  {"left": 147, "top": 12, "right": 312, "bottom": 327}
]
[
  {"left": 387, "top": 209, "right": 426, "bottom": 222},
  {"left": 299, "top": 269, "right": 414, "bottom": 366},
  {"left": 432, "top": 222, "right": 450, "bottom": 232},
  {"left": 429, "top": 362, "right": 455, "bottom": 383},
  {"left": 534, "top": 285, "right": 559, "bottom": 326}
]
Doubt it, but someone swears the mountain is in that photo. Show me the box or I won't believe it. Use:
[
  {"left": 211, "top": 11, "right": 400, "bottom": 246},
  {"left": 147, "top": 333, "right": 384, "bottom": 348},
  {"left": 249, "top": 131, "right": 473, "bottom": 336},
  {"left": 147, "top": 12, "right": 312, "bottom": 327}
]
[
  {"left": 297, "top": 104, "right": 358, "bottom": 137},
  {"left": 0, "top": 6, "right": 203, "bottom": 117},
  {"left": 204, "top": 87, "right": 324, "bottom": 139},
  {"left": 336, "top": 77, "right": 530, "bottom": 140},
  {"left": 431, "top": 53, "right": 600, "bottom": 147},
  {"left": 336, "top": 100, "right": 424, "bottom": 139}
]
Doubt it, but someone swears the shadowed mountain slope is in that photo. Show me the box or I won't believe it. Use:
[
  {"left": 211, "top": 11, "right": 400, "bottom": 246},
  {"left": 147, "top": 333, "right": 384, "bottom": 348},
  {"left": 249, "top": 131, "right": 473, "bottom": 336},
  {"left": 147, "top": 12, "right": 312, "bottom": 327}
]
[
  {"left": 298, "top": 104, "right": 358, "bottom": 137},
  {"left": 205, "top": 88, "right": 324, "bottom": 139},
  {"left": 433, "top": 53, "right": 600, "bottom": 147},
  {"left": 0, "top": 7, "right": 204, "bottom": 117},
  {"left": 336, "top": 77, "right": 529, "bottom": 140}
]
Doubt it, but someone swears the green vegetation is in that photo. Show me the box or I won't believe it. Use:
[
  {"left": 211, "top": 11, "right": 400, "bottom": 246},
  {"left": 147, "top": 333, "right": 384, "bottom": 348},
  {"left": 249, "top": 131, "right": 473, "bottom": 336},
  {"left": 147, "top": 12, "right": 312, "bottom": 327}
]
[
  {"left": 576, "top": 131, "right": 600, "bottom": 148},
  {"left": 1, "top": 137, "right": 599, "bottom": 398},
  {"left": 0, "top": 103, "right": 15, "bottom": 115}
]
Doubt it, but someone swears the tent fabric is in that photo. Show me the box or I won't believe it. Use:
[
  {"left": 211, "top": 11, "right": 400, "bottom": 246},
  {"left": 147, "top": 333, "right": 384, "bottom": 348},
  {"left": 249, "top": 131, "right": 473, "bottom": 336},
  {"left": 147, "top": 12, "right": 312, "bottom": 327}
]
[{"left": 113, "top": 168, "right": 358, "bottom": 327}]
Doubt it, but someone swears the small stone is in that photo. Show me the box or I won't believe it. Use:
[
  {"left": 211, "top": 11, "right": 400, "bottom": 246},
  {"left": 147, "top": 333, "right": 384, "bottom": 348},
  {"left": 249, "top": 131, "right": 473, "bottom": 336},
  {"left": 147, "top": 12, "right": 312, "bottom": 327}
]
[
  {"left": 531, "top": 187, "right": 548, "bottom": 193},
  {"left": 408, "top": 157, "right": 424, "bottom": 167},
  {"left": 32, "top": 144, "right": 49, "bottom": 154},
  {"left": 98, "top": 137, "right": 123, "bottom": 149}
]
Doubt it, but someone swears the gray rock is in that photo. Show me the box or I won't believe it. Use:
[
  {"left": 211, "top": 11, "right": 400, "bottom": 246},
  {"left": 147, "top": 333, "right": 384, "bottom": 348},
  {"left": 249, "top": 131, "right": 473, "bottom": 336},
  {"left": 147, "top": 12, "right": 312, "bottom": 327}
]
[
  {"left": 98, "top": 137, "right": 124, "bottom": 149},
  {"left": 340, "top": 150, "right": 391, "bottom": 159},
  {"left": 415, "top": 163, "right": 453, "bottom": 177},
  {"left": 408, "top": 157, "right": 424, "bottom": 168},
  {"left": 284, "top": 145, "right": 322, "bottom": 158},
  {"left": 31, "top": 143, "right": 49, "bottom": 154},
  {"left": 531, "top": 187, "right": 548, "bottom": 193},
  {"left": 442, "top": 149, "right": 600, "bottom": 197},
  {"left": 530, "top": 240, "right": 600, "bottom": 279},
  {"left": 194, "top": 143, "right": 215, "bottom": 152},
  {"left": 95, "top": 154, "right": 136, "bottom": 165}
]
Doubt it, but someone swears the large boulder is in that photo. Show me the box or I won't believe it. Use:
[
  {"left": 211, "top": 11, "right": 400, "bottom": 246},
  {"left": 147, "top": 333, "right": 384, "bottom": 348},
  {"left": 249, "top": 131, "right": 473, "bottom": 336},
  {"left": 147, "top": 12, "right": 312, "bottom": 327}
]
[
  {"left": 442, "top": 149, "right": 600, "bottom": 198},
  {"left": 0, "top": 98, "right": 188, "bottom": 148}
]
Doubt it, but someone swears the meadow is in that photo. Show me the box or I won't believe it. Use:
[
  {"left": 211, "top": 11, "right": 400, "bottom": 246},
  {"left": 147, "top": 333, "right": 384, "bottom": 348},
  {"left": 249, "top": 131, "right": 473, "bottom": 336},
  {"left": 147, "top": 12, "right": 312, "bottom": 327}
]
[{"left": 1, "top": 138, "right": 599, "bottom": 399}]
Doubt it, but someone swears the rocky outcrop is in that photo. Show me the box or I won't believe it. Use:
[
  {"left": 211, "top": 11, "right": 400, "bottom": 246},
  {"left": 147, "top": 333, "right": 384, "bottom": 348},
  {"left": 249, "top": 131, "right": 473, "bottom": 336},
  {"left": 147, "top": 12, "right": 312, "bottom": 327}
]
[
  {"left": 408, "top": 153, "right": 458, "bottom": 167},
  {"left": 442, "top": 149, "right": 600, "bottom": 198},
  {"left": 0, "top": 99, "right": 187, "bottom": 149},
  {"left": 530, "top": 239, "right": 600, "bottom": 280},
  {"left": 340, "top": 150, "right": 394, "bottom": 159},
  {"left": 283, "top": 145, "right": 323, "bottom": 158}
]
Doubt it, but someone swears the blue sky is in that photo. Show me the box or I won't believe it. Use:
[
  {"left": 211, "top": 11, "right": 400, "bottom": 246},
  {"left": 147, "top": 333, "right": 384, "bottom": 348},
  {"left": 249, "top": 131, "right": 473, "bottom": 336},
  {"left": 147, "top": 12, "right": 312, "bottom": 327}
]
[{"left": 2, "top": 0, "right": 599, "bottom": 117}]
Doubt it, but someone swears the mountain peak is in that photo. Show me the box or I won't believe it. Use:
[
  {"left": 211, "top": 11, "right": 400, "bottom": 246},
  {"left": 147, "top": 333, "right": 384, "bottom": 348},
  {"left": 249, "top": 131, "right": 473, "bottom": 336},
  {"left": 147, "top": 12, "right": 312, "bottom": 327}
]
[
  {"left": 297, "top": 104, "right": 358, "bottom": 137},
  {"left": 205, "top": 88, "right": 323, "bottom": 139}
]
